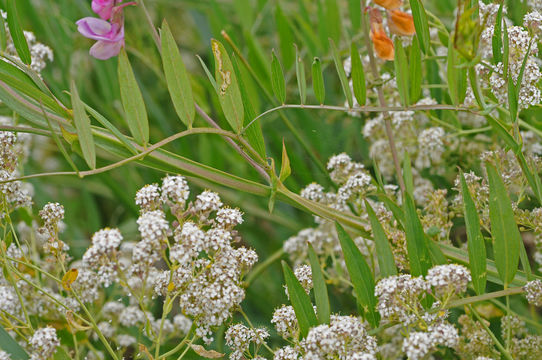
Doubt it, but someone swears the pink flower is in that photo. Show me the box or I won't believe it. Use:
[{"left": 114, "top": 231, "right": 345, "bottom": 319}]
[
  {"left": 92, "top": 0, "right": 116, "bottom": 20},
  {"left": 76, "top": 17, "right": 124, "bottom": 60}
]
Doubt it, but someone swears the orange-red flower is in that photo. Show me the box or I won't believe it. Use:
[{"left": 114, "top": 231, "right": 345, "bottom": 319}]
[
  {"left": 369, "top": 8, "right": 395, "bottom": 61},
  {"left": 388, "top": 10, "right": 416, "bottom": 36},
  {"left": 374, "top": 0, "right": 403, "bottom": 10}
]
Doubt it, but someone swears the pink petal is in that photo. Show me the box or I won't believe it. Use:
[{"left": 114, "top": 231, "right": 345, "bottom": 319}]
[
  {"left": 76, "top": 17, "right": 112, "bottom": 39},
  {"left": 89, "top": 40, "right": 123, "bottom": 60}
]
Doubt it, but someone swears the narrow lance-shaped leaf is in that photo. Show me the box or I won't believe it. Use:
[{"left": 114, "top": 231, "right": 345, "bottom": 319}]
[
  {"left": 330, "top": 38, "right": 353, "bottom": 108},
  {"left": 403, "top": 192, "right": 433, "bottom": 276},
  {"left": 0, "top": 14, "right": 7, "bottom": 51},
  {"left": 409, "top": 36, "right": 422, "bottom": 104},
  {"left": 211, "top": 39, "right": 244, "bottom": 133},
  {"left": 459, "top": 172, "right": 487, "bottom": 295},
  {"left": 118, "top": 49, "right": 149, "bottom": 146},
  {"left": 0, "top": 325, "right": 29, "bottom": 360},
  {"left": 491, "top": 2, "right": 505, "bottom": 64},
  {"left": 447, "top": 41, "right": 467, "bottom": 106},
  {"left": 6, "top": 0, "right": 31, "bottom": 65},
  {"left": 365, "top": 201, "right": 397, "bottom": 278},
  {"left": 350, "top": 43, "right": 366, "bottom": 106},
  {"left": 312, "top": 57, "right": 325, "bottom": 104},
  {"left": 335, "top": 222, "right": 380, "bottom": 327},
  {"left": 279, "top": 140, "right": 291, "bottom": 182},
  {"left": 160, "top": 20, "right": 195, "bottom": 128},
  {"left": 486, "top": 162, "right": 521, "bottom": 286},
  {"left": 282, "top": 261, "right": 318, "bottom": 338},
  {"left": 394, "top": 38, "right": 410, "bottom": 107},
  {"left": 295, "top": 45, "right": 307, "bottom": 104},
  {"left": 271, "top": 50, "right": 286, "bottom": 104},
  {"left": 348, "top": 0, "right": 362, "bottom": 33},
  {"left": 308, "top": 244, "right": 331, "bottom": 324},
  {"left": 70, "top": 81, "right": 96, "bottom": 169},
  {"left": 409, "top": 0, "right": 431, "bottom": 54},
  {"left": 325, "top": 0, "right": 341, "bottom": 45}
]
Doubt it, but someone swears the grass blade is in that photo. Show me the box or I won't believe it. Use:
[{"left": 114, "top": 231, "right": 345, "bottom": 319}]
[
  {"left": 160, "top": 20, "right": 195, "bottom": 128},
  {"left": 271, "top": 50, "right": 286, "bottom": 104},
  {"left": 70, "top": 81, "right": 96, "bottom": 169},
  {"left": 308, "top": 244, "right": 330, "bottom": 324},
  {"left": 403, "top": 192, "right": 432, "bottom": 276},
  {"left": 365, "top": 201, "right": 397, "bottom": 278},
  {"left": 211, "top": 39, "right": 244, "bottom": 133},
  {"left": 486, "top": 162, "right": 520, "bottom": 286},
  {"left": 118, "top": 49, "right": 149, "bottom": 146},
  {"left": 350, "top": 43, "right": 366, "bottom": 106},
  {"left": 336, "top": 222, "right": 380, "bottom": 327},
  {"left": 329, "top": 38, "right": 353, "bottom": 108},
  {"left": 6, "top": 0, "right": 31, "bottom": 65},
  {"left": 312, "top": 57, "right": 325, "bottom": 104},
  {"left": 281, "top": 261, "right": 318, "bottom": 338},
  {"left": 459, "top": 172, "right": 487, "bottom": 295}
]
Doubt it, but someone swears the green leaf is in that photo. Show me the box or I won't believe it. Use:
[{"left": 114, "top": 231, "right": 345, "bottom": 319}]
[
  {"left": 316, "top": 0, "right": 328, "bottom": 51},
  {"left": 447, "top": 42, "right": 468, "bottom": 106},
  {"left": 409, "top": 0, "right": 431, "bottom": 54},
  {"left": 308, "top": 244, "right": 331, "bottom": 324},
  {"left": 211, "top": 39, "right": 244, "bottom": 133},
  {"left": 231, "top": 55, "right": 266, "bottom": 159},
  {"left": 312, "top": 57, "right": 325, "bottom": 104},
  {"left": 271, "top": 50, "right": 286, "bottom": 104},
  {"left": 294, "top": 45, "right": 307, "bottom": 104},
  {"left": 508, "top": 75, "right": 518, "bottom": 123},
  {"left": 281, "top": 261, "right": 318, "bottom": 338},
  {"left": 365, "top": 201, "right": 397, "bottom": 278},
  {"left": 348, "top": 0, "right": 362, "bottom": 33},
  {"left": 329, "top": 39, "right": 353, "bottom": 108},
  {"left": 453, "top": 0, "right": 481, "bottom": 60},
  {"left": 0, "top": 14, "right": 7, "bottom": 51},
  {"left": 325, "top": 0, "right": 341, "bottom": 45},
  {"left": 350, "top": 43, "right": 366, "bottom": 106},
  {"left": 160, "top": 20, "right": 195, "bottom": 128},
  {"left": 6, "top": 0, "right": 31, "bottom": 65},
  {"left": 503, "top": 22, "right": 509, "bottom": 76},
  {"left": 279, "top": 140, "right": 291, "bottom": 182},
  {"left": 403, "top": 192, "right": 432, "bottom": 277},
  {"left": 0, "top": 325, "right": 29, "bottom": 360},
  {"left": 275, "top": 5, "right": 295, "bottom": 69},
  {"left": 118, "top": 49, "right": 149, "bottom": 146},
  {"left": 394, "top": 38, "right": 409, "bottom": 107},
  {"left": 409, "top": 36, "right": 422, "bottom": 104},
  {"left": 196, "top": 54, "right": 219, "bottom": 93},
  {"left": 402, "top": 153, "right": 414, "bottom": 196},
  {"left": 486, "top": 162, "right": 521, "bottom": 286},
  {"left": 459, "top": 172, "right": 487, "bottom": 295},
  {"left": 492, "top": 2, "right": 504, "bottom": 64},
  {"left": 70, "top": 81, "right": 96, "bottom": 169},
  {"left": 335, "top": 222, "right": 379, "bottom": 327}
]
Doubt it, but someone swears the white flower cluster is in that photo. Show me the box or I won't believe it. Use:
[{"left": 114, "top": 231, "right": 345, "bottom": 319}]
[
  {"left": 524, "top": 279, "right": 542, "bottom": 306},
  {"left": 225, "top": 324, "right": 269, "bottom": 360},
  {"left": 29, "top": 327, "right": 60, "bottom": 360},
  {"left": 375, "top": 274, "right": 429, "bottom": 324},
  {"left": 402, "top": 322, "right": 459, "bottom": 360},
  {"left": 82, "top": 228, "right": 123, "bottom": 287},
  {"left": 294, "top": 264, "right": 313, "bottom": 294},
  {"left": 426, "top": 264, "right": 472, "bottom": 296}
]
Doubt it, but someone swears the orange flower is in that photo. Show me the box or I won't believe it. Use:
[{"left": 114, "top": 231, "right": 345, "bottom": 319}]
[
  {"left": 388, "top": 10, "right": 416, "bottom": 36},
  {"left": 373, "top": 0, "right": 403, "bottom": 10},
  {"left": 369, "top": 8, "right": 395, "bottom": 61}
]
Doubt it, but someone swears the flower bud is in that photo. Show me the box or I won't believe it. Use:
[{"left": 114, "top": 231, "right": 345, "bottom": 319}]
[{"left": 369, "top": 8, "right": 395, "bottom": 61}]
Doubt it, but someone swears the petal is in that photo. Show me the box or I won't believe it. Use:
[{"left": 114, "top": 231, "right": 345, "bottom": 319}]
[
  {"left": 89, "top": 40, "right": 123, "bottom": 60},
  {"left": 92, "top": 0, "right": 114, "bottom": 20},
  {"left": 76, "top": 17, "right": 113, "bottom": 40}
]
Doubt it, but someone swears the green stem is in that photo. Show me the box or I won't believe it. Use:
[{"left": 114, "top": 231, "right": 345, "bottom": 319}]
[
  {"left": 469, "top": 305, "right": 514, "bottom": 360},
  {"left": 444, "top": 287, "right": 524, "bottom": 309}
]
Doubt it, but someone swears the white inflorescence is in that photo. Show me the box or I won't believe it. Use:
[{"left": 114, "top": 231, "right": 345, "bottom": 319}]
[
  {"left": 293, "top": 264, "right": 313, "bottom": 294},
  {"left": 524, "top": 279, "right": 542, "bottom": 306},
  {"left": 135, "top": 184, "right": 161, "bottom": 212},
  {"left": 82, "top": 228, "right": 123, "bottom": 287},
  {"left": 29, "top": 327, "right": 60, "bottom": 360},
  {"left": 375, "top": 275, "right": 429, "bottom": 324},
  {"left": 225, "top": 324, "right": 269, "bottom": 360},
  {"left": 426, "top": 264, "right": 472, "bottom": 297}
]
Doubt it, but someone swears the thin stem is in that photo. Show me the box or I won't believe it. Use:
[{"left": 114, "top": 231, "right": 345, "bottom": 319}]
[
  {"left": 0, "top": 127, "right": 265, "bottom": 185},
  {"left": 138, "top": 0, "right": 161, "bottom": 48},
  {"left": 176, "top": 335, "right": 196, "bottom": 360},
  {"left": 469, "top": 305, "right": 514, "bottom": 360},
  {"left": 444, "top": 287, "right": 524, "bottom": 309},
  {"left": 360, "top": 4, "right": 405, "bottom": 193}
]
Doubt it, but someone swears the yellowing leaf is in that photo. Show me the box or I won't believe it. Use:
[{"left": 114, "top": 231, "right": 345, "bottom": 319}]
[
  {"left": 191, "top": 345, "right": 224, "bottom": 358},
  {"left": 61, "top": 268, "right": 78, "bottom": 291}
]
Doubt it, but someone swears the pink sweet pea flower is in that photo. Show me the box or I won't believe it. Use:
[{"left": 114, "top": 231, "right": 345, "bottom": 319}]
[
  {"left": 91, "top": 0, "right": 116, "bottom": 20},
  {"left": 76, "top": 17, "right": 124, "bottom": 60}
]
